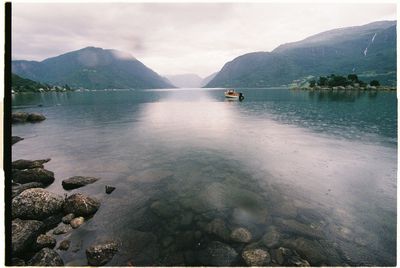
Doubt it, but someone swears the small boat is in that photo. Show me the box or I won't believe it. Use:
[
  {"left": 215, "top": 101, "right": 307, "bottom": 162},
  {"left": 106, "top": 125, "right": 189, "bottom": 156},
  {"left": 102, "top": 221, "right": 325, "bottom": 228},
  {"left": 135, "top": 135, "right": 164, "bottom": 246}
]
[{"left": 224, "top": 89, "right": 244, "bottom": 101}]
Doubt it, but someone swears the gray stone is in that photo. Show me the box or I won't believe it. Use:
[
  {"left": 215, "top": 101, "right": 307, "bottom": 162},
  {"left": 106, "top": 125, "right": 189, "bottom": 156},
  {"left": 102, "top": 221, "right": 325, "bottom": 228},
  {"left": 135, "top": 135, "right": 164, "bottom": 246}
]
[
  {"left": 12, "top": 218, "right": 44, "bottom": 255},
  {"left": 42, "top": 213, "right": 63, "bottom": 231},
  {"left": 62, "top": 176, "right": 100, "bottom": 190},
  {"left": 36, "top": 234, "right": 56, "bottom": 250},
  {"left": 271, "top": 247, "right": 310, "bottom": 267},
  {"left": 86, "top": 240, "right": 119, "bottom": 266},
  {"left": 64, "top": 193, "right": 100, "bottom": 216},
  {"left": 12, "top": 159, "right": 51, "bottom": 170},
  {"left": 62, "top": 213, "right": 75, "bottom": 224},
  {"left": 58, "top": 240, "right": 71, "bottom": 251},
  {"left": 12, "top": 188, "right": 64, "bottom": 220},
  {"left": 27, "top": 248, "right": 64, "bottom": 266},
  {"left": 230, "top": 227, "right": 252, "bottom": 243},
  {"left": 12, "top": 182, "right": 44, "bottom": 198},
  {"left": 12, "top": 168, "right": 55, "bottom": 185},
  {"left": 70, "top": 216, "right": 85, "bottom": 229},
  {"left": 242, "top": 248, "right": 271, "bottom": 266},
  {"left": 53, "top": 224, "right": 72, "bottom": 235},
  {"left": 197, "top": 241, "right": 238, "bottom": 266}
]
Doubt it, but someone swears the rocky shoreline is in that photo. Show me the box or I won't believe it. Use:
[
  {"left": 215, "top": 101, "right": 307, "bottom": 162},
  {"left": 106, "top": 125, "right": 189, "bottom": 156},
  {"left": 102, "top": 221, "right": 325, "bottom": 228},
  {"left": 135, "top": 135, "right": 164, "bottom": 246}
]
[
  {"left": 11, "top": 112, "right": 118, "bottom": 266},
  {"left": 291, "top": 85, "right": 396, "bottom": 91}
]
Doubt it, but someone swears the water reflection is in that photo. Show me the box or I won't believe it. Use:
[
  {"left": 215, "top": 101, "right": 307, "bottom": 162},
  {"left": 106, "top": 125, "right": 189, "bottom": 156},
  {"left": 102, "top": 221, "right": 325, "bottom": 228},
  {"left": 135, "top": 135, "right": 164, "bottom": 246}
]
[{"left": 11, "top": 89, "right": 396, "bottom": 266}]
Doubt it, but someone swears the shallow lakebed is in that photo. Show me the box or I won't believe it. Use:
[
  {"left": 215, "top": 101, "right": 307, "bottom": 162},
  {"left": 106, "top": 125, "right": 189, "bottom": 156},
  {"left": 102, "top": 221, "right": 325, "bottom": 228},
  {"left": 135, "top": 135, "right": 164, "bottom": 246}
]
[{"left": 12, "top": 88, "right": 397, "bottom": 266}]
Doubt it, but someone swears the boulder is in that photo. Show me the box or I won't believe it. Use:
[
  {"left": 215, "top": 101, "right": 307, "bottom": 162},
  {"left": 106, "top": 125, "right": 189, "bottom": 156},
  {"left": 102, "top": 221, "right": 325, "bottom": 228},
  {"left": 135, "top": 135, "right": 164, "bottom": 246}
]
[
  {"left": 64, "top": 193, "right": 100, "bottom": 216},
  {"left": 12, "top": 182, "right": 44, "bottom": 198},
  {"left": 86, "top": 240, "right": 119, "bottom": 266},
  {"left": 62, "top": 213, "right": 75, "bottom": 224},
  {"left": 12, "top": 168, "right": 55, "bottom": 185},
  {"left": 62, "top": 176, "right": 100, "bottom": 190},
  {"left": 12, "top": 188, "right": 64, "bottom": 220},
  {"left": 58, "top": 240, "right": 71, "bottom": 251},
  {"left": 53, "top": 224, "right": 72, "bottom": 235},
  {"left": 230, "top": 227, "right": 252, "bottom": 243},
  {"left": 242, "top": 248, "right": 271, "bottom": 266},
  {"left": 197, "top": 241, "right": 238, "bottom": 266},
  {"left": 36, "top": 234, "right": 56, "bottom": 250},
  {"left": 70, "top": 217, "right": 85, "bottom": 229},
  {"left": 12, "top": 159, "right": 51, "bottom": 170},
  {"left": 27, "top": 248, "right": 64, "bottom": 266},
  {"left": 12, "top": 218, "right": 44, "bottom": 255},
  {"left": 12, "top": 136, "right": 24, "bottom": 145},
  {"left": 27, "top": 113, "right": 46, "bottom": 122},
  {"left": 105, "top": 185, "right": 116, "bottom": 194},
  {"left": 12, "top": 112, "right": 29, "bottom": 123}
]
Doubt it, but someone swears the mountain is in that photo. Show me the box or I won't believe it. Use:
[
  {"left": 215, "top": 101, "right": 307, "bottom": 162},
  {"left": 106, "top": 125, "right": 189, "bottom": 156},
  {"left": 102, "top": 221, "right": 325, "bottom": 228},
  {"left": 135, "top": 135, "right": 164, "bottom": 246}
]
[
  {"left": 201, "top": 72, "right": 218, "bottom": 87},
  {"left": 206, "top": 20, "right": 396, "bottom": 87},
  {"left": 12, "top": 47, "right": 174, "bottom": 89},
  {"left": 165, "top": 74, "right": 203, "bottom": 88},
  {"left": 11, "top": 73, "right": 73, "bottom": 93}
]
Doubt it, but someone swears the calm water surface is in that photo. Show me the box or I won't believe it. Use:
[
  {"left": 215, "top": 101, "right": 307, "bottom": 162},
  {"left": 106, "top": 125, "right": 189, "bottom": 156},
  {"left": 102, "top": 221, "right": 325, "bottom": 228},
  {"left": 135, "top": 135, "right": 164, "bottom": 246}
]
[{"left": 12, "top": 88, "right": 397, "bottom": 266}]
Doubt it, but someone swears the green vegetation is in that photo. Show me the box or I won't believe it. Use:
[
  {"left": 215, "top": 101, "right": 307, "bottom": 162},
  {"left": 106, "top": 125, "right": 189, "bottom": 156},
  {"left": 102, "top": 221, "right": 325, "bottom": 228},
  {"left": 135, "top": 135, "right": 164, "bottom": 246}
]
[
  {"left": 293, "top": 73, "right": 395, "bottom": 91},
  {"left": 11, "top": 73, "right": 74, "bottom": 93}
]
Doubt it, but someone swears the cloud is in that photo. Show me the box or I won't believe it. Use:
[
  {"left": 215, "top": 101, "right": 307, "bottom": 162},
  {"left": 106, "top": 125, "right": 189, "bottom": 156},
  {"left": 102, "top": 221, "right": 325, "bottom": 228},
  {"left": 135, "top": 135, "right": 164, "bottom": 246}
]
[{"left": 12, "top": 3, "right": 396, "bottom": 77}]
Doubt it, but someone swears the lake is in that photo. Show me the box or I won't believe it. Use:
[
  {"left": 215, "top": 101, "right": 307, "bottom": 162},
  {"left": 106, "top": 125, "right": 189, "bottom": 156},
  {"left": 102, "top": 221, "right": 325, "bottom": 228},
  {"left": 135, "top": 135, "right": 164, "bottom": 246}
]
[{"left": 11, "top": 88, "right": 397, "bottom": 266}]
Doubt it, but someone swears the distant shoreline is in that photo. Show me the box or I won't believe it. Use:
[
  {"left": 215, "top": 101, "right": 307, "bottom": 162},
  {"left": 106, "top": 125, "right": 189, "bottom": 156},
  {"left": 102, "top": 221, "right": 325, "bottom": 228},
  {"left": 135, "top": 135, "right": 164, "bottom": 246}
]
[{"left": 291, "top": 85, "right": 396, "bottom": 91}]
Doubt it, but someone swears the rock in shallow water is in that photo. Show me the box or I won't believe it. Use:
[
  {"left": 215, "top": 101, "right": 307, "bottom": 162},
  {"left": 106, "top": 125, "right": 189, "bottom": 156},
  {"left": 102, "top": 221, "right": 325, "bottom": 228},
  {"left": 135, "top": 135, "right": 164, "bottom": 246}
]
[
  {"left": 242, "top": 248, "right": 271, "bottom": 266},
  {"left": 12, "top": 188, "right": 64, "bottom": 220},
  {"left": 86, "top": 240, "right": 119, "bottom": 266},
  {"left": 105, "top": 185, "right": 116, "bottom": 194},
  {"left": 36, "top": 234, "right": 56, "bottom": 250},
  {"left": 64, "top": 193, "right": 100, "bottom": 216},
  {"left": 62, "top": 176, "right": 100, "bottom": 190},
  {"left": 12, "top": 182, "right": 44, "bottom": 198},
  {"left": 12, "top": 218, "right": 44, "bottom": 255},
  {"left": 230, "top": 227, "right": 252, "bottom": 243},
  {"left": 53, "top": 224, "right": 72, "bottom": 235},
  {"left": 197, "top": 241, "right": 238, "bottom": 266},
  {"left": 12, "top": 136, "right": 24, "bottom": 145},
  {"left": 62, "top": 213, "right": 75, "bottom": 224},
  {"left": 12, "top": 112, "right": 46, "bottom": 123},
  {"left": 12, "top": 159, "right": 51, "bottom": 170},
  {"left": 12, "top": 168, "right": 55, "bottom": 185},
  {"left": 70, "top": 217, "right": 85, "bottom": 229},
  {"left": 58, "top": 240, "right": 71, "bottom": 251},
  {"left": 27, "top": 248, "right": 64, "bottom": 266}
]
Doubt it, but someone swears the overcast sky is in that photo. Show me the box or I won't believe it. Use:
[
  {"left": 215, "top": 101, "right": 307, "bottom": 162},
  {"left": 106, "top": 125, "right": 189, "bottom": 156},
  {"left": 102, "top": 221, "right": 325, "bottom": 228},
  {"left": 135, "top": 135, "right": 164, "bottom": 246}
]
[{"left": 12, "top": 3, "right": 396, "bottom": 77}]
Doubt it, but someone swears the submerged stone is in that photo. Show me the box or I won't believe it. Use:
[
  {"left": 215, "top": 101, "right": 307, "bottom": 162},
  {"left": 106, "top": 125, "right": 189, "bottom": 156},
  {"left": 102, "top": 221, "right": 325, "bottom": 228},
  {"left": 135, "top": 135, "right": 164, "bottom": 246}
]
[
  {"left": 242, "top": 248, "right": 271, "bottom": 266},
  {"left": 62, "top": 176, "right": 100, "bottom": 190},
  {"left": 262, "top": 226, "right": 280, "bottom": 248},
  {"left": 12, "top": 159, "right": 51, "bottom": 170},
  {"left": 12, "top": 168, "right": 55, "bottom": 185},
  {"left": 86, "top": 240, "right": 119, "bottom": 266},
  {"left": 64, "top": 193, "right": 100, "bottom": 216},
  {"left": 197, "top": 241, "right": 238, "bottom": 266},
  {"left": 230, "top": 227, "right": 252, "bottom": 243}
]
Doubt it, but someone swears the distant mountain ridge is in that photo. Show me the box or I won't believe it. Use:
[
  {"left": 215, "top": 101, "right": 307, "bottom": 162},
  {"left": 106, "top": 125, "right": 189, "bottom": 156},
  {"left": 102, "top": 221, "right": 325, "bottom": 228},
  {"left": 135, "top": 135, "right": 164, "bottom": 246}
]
[
  {"left": 206, "top": 20, "right": 396, "bottom": 87},
  {"left": 12, "top": 47, "right": 174, "bottom": 89},
  {"left": 165, "top": 74, "right": 203, "bottom": 88}
]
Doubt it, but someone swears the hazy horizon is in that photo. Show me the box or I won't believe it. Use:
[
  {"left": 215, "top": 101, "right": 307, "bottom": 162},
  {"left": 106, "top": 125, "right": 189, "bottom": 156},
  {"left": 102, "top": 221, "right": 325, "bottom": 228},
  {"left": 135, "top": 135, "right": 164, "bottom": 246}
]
[{"left": 12, "top": 3, "right": 396, "bottom": 77}]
